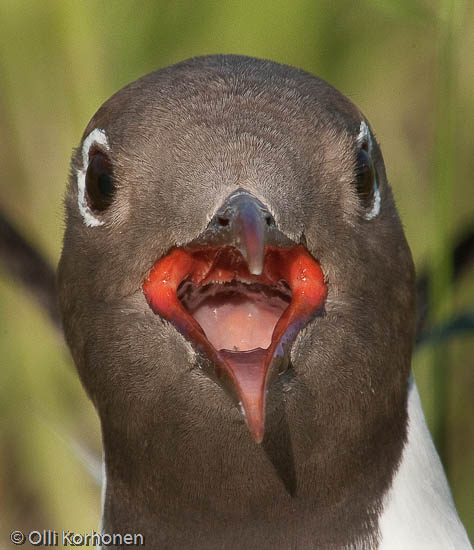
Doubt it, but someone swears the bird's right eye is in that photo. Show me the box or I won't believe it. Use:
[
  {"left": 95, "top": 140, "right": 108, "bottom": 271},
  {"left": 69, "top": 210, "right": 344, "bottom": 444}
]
[
  {"left": 355, "top": 146, "right": 376, "bottom": 208},
  {"left": 85, "top": 150, "right": 116, "bottom": 212}
]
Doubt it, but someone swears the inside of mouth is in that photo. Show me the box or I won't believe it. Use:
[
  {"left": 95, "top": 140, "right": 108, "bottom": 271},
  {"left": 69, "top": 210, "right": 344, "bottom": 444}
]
[
  {"left": 142, "top": 245, "right": 326, "bottom": 367},
  {"left": 143, "top": 243, "right": 327, "bottom": 441},
  {"left": 178, "top": 280, "right": 291, "bottom": 352}
]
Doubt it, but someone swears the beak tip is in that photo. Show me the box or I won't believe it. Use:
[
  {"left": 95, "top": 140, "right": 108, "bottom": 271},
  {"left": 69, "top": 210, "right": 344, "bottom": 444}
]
[
  {"left": 244, "top": 406, "right": 266, "bottom": 444},
  {"left": 248, "top": 263, "right": 264, "bottom": 276},
  {"left": 250, "top": 423, "right": 265, "bottom": 444}
]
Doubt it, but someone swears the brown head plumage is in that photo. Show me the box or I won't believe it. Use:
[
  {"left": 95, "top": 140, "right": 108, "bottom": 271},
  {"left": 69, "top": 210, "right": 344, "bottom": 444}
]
[{"left": 58, "top": 55, "right": 416, "bottom": 549}]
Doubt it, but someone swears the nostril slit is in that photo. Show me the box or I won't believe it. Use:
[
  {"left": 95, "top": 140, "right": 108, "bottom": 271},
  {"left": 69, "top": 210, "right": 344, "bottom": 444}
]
[{"left": 217, "top": 217, "right": 229, "bottom": 227}]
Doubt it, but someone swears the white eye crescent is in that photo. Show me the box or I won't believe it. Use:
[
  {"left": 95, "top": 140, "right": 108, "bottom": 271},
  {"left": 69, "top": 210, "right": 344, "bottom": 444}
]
[
  {"left": 357, "top": 120, "right": 371, "bottom": 150},
  {"left": 76, "top": 128, "right": 110, "bottom": 227}
]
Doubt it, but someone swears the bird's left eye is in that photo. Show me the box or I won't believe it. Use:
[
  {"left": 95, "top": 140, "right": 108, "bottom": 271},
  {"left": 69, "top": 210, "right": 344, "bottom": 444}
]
[
  {"left": 355, "top": 143, "right": 377, "bottom": 210},
  {"left": 85, "top": 150, "right": 116, "bottom": 212}
]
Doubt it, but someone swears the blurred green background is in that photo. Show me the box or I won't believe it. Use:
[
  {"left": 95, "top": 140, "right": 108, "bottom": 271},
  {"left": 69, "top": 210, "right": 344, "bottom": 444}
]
[{"left": 0, "top": 1, "right": 472, "bottom": 547}]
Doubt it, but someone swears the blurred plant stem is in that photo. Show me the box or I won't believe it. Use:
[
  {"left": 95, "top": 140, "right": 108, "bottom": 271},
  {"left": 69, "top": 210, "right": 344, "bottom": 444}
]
[{"left": 430, "top": 0, "right": 460, "bottom": 470}]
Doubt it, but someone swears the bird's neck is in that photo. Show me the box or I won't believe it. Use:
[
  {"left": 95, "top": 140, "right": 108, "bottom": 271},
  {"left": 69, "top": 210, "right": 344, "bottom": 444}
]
[
  {"left": 97, "top": 377, "right": 470, "bottom": 550},
  {"left": 98, "top": 397, "right": 404, "bottom": 549}
]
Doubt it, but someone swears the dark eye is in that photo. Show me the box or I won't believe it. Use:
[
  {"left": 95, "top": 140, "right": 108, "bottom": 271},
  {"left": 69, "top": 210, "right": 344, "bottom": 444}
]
[
  {"left": 85, "top": 151, "right": 115, "bottom": 212},
  {"left": 355, "top": 145, "right": 377, "bottom": 209}
]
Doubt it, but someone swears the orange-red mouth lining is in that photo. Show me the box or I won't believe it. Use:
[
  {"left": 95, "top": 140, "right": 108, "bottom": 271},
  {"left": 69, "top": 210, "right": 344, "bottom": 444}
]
[{"left": 143, "top": 245, "right": 327, "bottom": 442}]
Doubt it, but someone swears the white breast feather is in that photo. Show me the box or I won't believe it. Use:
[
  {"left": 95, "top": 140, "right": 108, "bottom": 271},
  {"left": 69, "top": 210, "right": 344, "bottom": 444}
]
[{"left": 379, "top": 378, "right": 472, "bottom": 549}]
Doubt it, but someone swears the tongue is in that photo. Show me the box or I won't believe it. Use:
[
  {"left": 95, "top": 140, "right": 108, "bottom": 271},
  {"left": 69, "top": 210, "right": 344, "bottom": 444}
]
[{"left": 190, "top": 292, "right": 287, "bottom": 352}]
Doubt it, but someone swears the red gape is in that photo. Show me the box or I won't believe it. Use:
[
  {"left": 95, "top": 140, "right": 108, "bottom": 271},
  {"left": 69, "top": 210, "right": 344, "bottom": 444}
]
[{"left": 143, "top": 245, "right": 327, "bottom": 442}]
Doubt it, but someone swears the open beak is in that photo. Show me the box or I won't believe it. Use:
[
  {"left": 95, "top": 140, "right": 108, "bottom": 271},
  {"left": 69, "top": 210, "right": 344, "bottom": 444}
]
[{"left": 143, "top": 190, "right": 327, "bottom": 443}]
